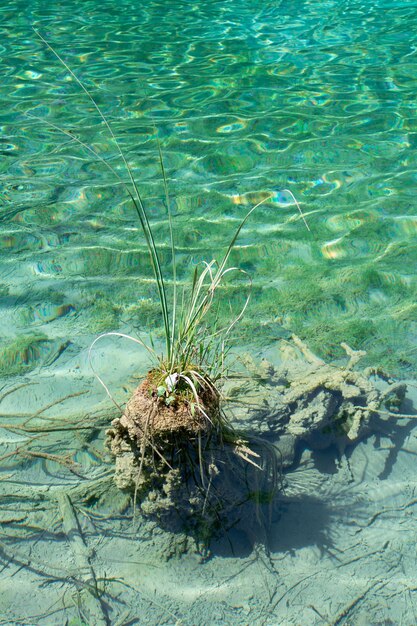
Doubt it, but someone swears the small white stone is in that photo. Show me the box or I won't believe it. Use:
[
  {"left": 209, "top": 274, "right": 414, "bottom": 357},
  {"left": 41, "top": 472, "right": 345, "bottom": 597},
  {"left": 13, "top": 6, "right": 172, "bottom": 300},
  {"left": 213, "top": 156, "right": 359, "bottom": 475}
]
[{"left": 165, "top": 373, "right": 179, "bottom": 392}]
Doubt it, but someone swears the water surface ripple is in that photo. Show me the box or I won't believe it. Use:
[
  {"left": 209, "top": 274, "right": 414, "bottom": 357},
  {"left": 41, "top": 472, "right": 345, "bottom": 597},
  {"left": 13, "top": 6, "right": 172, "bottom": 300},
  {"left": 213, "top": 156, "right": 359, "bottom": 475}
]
[{"left": 1, "top": 0, "right": 417, "bottom": 372}]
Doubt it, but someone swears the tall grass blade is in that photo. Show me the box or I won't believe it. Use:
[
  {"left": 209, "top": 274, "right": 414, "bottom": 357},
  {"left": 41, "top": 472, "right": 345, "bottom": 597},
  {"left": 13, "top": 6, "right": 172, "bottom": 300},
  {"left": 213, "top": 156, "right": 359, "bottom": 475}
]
[
  {"left": 33, "top": 29, "right": 172, "bottom": 358},
  {"left": 156, "top": 137, "right": 177, "bottom": 363}
]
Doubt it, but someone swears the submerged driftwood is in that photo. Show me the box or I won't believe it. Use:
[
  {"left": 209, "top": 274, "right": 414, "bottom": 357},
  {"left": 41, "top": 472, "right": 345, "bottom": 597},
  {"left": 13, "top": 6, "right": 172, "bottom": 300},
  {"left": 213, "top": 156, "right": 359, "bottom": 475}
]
[{"left": 225, "top": 336, "right": 407, "bottom": 467}]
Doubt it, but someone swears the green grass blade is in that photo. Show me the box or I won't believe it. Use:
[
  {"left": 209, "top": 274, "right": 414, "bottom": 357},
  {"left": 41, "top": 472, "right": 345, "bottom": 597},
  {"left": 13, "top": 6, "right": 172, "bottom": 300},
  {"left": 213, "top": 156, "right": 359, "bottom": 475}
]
[
  {"left": 34, "top": 29, "right": 172, "bottom": 359},
  {"left": 156, "top": 137, "right": 177, "bottom": 362}
]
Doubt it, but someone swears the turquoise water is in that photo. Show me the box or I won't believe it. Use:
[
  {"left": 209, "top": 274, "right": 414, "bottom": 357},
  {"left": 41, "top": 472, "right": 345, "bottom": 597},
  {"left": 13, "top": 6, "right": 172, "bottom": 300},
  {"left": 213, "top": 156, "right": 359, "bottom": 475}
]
[
  {"left": 1, "top": 0, "right": 417, "bottom": 624},
  {"left": 2, "top": 0, "right": 417, "bottom": 374}
]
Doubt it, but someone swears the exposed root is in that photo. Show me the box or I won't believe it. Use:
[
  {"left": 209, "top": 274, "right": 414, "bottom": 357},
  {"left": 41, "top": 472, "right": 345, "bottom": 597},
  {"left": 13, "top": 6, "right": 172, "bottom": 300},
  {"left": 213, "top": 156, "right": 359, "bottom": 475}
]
[
  {"left": 0, "top": 387, "right": 115, "bottom": 478},
  {"left": 57, "top": 493, "right": 108, "bottom": 626}
]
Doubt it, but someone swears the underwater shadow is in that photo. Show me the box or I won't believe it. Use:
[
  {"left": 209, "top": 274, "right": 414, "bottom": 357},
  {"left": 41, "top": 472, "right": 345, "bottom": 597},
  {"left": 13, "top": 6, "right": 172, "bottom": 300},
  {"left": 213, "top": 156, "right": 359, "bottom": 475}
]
[
  {"left": 267, "top": 492, "right": 334, "bottom": 555},
  {"left": 372, "top": 405, "right": 417, "bottom": 481},
  {"left": 209, "top": 489, "right": 335, "bottom": 559}
]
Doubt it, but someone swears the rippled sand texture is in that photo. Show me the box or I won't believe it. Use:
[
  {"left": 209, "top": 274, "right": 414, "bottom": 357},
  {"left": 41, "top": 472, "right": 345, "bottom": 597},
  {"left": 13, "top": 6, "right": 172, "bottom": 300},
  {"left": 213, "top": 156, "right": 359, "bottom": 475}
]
[{"left": 1, "top": 0, "right": 417, "bottom": 375}]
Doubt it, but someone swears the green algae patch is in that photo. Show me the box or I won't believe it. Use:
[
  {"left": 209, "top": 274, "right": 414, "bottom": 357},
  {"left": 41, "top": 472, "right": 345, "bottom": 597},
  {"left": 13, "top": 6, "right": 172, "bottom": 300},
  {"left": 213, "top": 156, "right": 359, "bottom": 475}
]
[
  {"left": 0, "top": 334, "right": 71, "bottom": 376},
  {"left": 124, "top": 298, "right": 162, "bottom": 329},
  {"left": 86, "top": 294, "right": 122, "bottom": 333},
  {"left": 84, "top": 290, "right": 163, "bottom": 334},
  {"left": 0, "top": 334, "right": 50, "bottom": 376}
]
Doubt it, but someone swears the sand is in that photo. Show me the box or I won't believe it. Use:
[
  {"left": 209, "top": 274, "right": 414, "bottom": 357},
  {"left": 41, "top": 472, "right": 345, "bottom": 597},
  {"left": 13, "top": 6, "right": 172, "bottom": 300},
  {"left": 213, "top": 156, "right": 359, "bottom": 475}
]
[{"left": 0, "top": 337, "right": 416, "bottom": 625}]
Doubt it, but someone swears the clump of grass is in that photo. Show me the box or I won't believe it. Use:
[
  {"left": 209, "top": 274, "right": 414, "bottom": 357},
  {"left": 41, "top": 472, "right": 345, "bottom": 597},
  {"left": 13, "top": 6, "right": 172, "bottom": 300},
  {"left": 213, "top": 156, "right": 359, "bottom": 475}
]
[{"left": 32, "top": 31, "right": 308, "bottom": 533}]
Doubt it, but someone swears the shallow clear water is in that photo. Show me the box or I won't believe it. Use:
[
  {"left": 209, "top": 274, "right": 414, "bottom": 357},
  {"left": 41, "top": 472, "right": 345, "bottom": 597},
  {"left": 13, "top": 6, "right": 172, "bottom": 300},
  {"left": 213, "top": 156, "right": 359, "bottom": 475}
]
[{"left": 1, "top": 0, "right": 417, "bottom": 624}]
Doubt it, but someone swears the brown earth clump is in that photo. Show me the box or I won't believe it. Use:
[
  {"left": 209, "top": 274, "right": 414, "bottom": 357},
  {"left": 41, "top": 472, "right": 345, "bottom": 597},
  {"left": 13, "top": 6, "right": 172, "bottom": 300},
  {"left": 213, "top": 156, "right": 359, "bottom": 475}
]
[
  {"left": 106, "top": 371, "right": 221, "bottom": 467},
  {"left": 122, "top": 377, "right": 211, "bottom": 441},
  {"left": 105, "top": 371, "right": 225, "bottom": 517}
]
